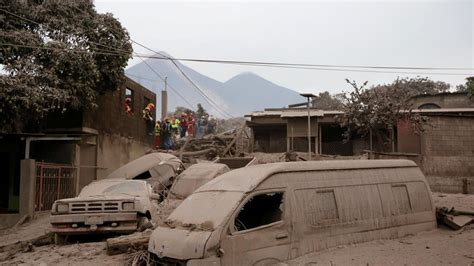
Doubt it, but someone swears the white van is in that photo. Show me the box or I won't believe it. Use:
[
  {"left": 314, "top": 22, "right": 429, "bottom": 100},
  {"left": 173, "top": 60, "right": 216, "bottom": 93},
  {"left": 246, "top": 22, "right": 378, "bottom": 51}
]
[{"left": 148, "top": 160, "right": 436, "bottom": 265}]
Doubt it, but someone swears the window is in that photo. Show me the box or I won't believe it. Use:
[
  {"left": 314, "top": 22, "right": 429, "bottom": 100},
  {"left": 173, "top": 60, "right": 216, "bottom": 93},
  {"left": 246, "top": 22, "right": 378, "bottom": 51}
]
[
  {"left": 233, "top": 192, "right": 283, "bottom": 232},
  {"left": 418, "top": 103, "right": 441, "bottom": 109},
  {"left": 125, "top": 88, "right": 134, "bottom": 115},
  {"left": 295, "top": 189, "right": 339, "bottom": 226},
  {"left": 391, "top": 184, "right": 412, "bottom": 215}
]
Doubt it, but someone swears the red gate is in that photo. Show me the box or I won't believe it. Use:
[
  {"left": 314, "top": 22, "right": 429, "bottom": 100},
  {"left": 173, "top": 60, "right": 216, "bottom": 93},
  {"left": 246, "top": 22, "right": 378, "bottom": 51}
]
[{"left": 35, "top": 162, "right": 77, "bottom": 212}]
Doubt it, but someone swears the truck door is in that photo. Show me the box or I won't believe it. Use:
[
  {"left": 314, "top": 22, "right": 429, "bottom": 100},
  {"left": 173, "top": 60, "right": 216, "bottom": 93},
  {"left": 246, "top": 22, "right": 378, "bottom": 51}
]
[{"left": 219, "top": 190, "right": 291, "bottom": 266}]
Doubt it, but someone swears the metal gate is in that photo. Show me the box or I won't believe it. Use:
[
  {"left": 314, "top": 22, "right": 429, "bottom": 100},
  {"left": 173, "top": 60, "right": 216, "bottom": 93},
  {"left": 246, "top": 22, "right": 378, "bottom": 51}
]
[{"left": 35, "top": 162, "right": 77, "bottom": 212}]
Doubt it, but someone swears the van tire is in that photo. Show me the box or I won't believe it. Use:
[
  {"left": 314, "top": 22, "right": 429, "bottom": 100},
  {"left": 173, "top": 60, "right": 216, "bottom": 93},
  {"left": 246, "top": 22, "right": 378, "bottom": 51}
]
[{"left": 54, "top": 234, "right": 68, "bottom": 245}]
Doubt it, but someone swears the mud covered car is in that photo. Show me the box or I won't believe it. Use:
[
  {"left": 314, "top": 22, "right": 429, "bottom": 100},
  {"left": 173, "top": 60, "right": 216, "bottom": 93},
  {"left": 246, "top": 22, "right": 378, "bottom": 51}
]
[
  {"left": 50, "top": 179, "right": 161, "bottom": 244},
  {"left": 107, "top": 153, "right": 185, "bottom": 197},
  {"left": 154, "top": 163, "right": 230, "bottom": 222}
]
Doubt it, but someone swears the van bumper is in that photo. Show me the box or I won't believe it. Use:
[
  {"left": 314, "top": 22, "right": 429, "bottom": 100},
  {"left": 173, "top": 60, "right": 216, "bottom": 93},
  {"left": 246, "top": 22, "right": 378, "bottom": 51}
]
[{"left": 50, "top": 212, "right": 138, "bottom": 235}]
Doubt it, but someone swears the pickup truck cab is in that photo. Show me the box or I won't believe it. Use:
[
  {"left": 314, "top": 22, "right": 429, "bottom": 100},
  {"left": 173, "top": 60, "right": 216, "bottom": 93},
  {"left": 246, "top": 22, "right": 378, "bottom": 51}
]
[{"left": 51, "top": 179, "right": 160, "bottom": 244}]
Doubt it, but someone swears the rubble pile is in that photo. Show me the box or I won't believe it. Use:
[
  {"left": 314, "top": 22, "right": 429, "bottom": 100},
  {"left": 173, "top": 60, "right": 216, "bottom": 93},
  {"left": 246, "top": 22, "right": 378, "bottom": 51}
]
[{"left": 169, "top": 127, "right": 249, "bottom": 163}]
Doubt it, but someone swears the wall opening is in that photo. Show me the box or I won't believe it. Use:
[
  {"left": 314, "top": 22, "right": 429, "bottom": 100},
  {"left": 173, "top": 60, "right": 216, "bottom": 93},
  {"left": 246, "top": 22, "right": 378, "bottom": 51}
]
[{"left": 320, "top": 124, "right": 353, "bottom": 155}]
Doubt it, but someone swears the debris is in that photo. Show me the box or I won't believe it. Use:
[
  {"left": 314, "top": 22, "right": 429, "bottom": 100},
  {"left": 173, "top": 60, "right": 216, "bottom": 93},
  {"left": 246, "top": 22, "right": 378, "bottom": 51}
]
[
  {"left": 443, "top": 215, "right": 473, "bottom": 230},
  {"left": 436, "top": 207, "right": 474, "bottom": 230},
  {"left": 106, "top": 230, "right": 152, "bottom": 255}
]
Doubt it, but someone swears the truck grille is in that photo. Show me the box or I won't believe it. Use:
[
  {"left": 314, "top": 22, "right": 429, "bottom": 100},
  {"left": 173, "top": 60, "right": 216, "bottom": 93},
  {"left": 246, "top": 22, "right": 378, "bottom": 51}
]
[{"left": 70, "top": 201, "right": 120, "bottom": 213}]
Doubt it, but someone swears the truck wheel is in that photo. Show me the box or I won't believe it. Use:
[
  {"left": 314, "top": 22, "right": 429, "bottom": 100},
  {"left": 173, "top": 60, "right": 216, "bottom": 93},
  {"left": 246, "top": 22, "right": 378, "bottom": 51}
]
[
  {"left": 54, "top": 234, "right": 68, "bottom": 245},
  {"left": 138, "top": 217, "right": 151, "bottom": 231}
]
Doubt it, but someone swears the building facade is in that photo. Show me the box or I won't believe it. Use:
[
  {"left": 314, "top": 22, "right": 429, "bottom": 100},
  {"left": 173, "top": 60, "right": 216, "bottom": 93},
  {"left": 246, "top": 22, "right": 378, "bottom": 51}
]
[
  {"left": 0, "top": 77, "right": 156, "bottom": 228},
  {"left": 246, "top": 92, "right": 474, "bottom": 193}
]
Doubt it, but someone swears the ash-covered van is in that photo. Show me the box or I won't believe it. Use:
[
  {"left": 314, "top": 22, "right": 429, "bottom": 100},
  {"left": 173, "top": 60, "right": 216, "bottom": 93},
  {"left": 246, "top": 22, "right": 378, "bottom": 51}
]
[{"left": 148, "top": 159, "right": 436, "bottom": 265}]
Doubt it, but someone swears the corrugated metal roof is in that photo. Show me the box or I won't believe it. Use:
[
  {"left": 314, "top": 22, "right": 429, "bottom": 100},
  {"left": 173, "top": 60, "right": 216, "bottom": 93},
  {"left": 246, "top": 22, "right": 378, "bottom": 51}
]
[
  {"left": 281, "top": 109, "right": 324, "bottom": 117},
  {"left": 249, "top": 110, "right": 283, "bottom": 117}
]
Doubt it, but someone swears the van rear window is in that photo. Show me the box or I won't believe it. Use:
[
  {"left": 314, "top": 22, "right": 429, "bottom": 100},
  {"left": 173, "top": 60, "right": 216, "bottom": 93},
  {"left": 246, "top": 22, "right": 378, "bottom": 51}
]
[{"left": 391, "top": 184, "right": 412, "bottom": 215}]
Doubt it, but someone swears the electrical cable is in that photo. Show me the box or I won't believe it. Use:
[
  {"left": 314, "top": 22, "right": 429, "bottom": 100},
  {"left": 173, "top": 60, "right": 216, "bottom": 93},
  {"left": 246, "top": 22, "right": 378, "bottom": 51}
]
[{"left": 1, "top": 42, "right": 472, "bottom": 77}]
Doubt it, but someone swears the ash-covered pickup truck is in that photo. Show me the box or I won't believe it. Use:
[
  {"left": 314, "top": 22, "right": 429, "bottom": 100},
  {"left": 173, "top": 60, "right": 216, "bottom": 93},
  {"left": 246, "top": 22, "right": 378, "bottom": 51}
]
[{"left": 50, "top": 179, "right": 160, "bottom": 244}]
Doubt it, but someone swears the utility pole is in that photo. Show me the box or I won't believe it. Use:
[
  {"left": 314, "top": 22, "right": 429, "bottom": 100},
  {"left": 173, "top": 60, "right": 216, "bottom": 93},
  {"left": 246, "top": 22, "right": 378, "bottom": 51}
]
[
  {"left": 161, "top": 77, "right": 168, "bottom": 121},
  {"left": 300, "top": 93, "right": 316, "bottom": 161}
]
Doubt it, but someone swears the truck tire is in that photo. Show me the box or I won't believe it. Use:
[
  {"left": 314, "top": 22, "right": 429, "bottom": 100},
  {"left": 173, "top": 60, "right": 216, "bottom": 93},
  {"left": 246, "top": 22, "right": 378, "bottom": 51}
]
[
  {"left": 54, "top": 233, "right": 68, "bottom": 245},
  {"left": 138, "top": 217, "right": 152, "bottom": 231}
]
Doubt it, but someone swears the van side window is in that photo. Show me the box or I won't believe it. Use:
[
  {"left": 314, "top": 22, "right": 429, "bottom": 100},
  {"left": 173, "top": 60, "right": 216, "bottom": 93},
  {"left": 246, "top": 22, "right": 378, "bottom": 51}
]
[
  {"left": 391, "top": 184, "right": 412, "bottom": 215},
  {"left": 233, "top": 192, "right": 283, "bottom": 232},
  {"left": 295, "top": 189, "right": 339, "bottom": 226}
]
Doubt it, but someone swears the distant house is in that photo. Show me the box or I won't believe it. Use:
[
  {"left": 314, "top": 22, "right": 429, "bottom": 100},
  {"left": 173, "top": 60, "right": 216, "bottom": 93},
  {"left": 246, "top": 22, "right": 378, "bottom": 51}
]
[
  {"left": 0, "top": 76, "right": 156, "bottom": 228},
  {"left": 246, "top": 92, "right": 474, "bottom": 193}
]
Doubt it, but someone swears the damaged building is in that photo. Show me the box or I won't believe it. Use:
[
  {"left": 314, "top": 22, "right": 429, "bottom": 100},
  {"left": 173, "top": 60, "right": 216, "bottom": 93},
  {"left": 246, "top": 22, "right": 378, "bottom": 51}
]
[
  {"left": 0, "top": 77, "right": 156, "bottom": 228},
  {"left": 246, "top": 92, "right": 474, "bottom": 193}
]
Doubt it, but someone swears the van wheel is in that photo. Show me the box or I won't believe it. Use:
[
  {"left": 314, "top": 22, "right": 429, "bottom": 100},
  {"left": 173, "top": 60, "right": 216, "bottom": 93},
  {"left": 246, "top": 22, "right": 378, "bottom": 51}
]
[{"left": 54, "top": 234, "right": 68, "bottom": 245}]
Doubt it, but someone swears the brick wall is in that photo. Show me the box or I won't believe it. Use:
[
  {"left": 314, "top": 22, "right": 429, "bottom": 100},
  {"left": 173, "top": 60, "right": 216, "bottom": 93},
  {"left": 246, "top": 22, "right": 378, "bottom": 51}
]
[
  {"left": 83, "top": 77, "right": 156, "bottom": 145},
  {"left": 421, "top": 116, "right": 474, "bottom": 176}
]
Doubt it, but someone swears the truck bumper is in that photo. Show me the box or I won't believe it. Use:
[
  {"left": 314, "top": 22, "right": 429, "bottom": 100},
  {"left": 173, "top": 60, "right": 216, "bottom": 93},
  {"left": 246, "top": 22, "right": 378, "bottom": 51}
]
[{"left": 50, "top": 212, "right": 138, "bottom": 235}]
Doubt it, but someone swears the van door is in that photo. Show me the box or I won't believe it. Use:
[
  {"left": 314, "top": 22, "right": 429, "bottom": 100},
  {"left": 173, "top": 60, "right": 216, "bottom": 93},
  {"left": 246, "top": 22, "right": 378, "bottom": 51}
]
[{"left": 219, "top": 190, "right": 291, "bottom": 266}]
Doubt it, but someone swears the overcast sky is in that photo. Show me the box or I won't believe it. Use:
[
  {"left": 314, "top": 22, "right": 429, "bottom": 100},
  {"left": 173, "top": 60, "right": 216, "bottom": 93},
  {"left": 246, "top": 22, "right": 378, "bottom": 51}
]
[{"left": 95, "top": 0, "right": 473, "bottom": 95}]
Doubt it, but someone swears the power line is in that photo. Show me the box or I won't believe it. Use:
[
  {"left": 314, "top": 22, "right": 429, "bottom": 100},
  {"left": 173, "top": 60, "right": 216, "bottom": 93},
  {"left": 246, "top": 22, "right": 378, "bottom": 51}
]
[
  {"left": 2, "top": 42, "right": 473, "bottom": 77},
  {"left": 134, "top": 55, "right": 195, "bottom": 109},
  {"left": 132, "top": 40, "right": 234, "bottom": 118},
  {"left": 2, "top": 7, "right": 473, "bottom": 73},
  {"left": 1, "top": 7, "right": 195, "bottom": 112},
  {"left": 143, "top": 56, "right": 474, "bottom": 71}
]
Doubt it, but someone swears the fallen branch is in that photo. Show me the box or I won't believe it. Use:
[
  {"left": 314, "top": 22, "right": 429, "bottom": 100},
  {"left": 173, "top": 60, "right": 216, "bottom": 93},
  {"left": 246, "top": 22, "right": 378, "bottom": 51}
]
[{"left": 106, "top": 230, "right": 152, "bottom": 255}]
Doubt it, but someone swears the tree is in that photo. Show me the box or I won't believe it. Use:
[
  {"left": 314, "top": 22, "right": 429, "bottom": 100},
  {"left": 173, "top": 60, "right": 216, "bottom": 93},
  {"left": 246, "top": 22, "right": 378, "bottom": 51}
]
[
  {"left": 311, "top": 91, "right": 344, "bottom": 110},
  {"left": 456, "top": 77, "right": 474, "bottom": 95},
  {"left": 0, "top": 0, "right": 133, "bottom": 132},
  {"left": 338, "top": 77, "right": 437, "bottom": 150}
]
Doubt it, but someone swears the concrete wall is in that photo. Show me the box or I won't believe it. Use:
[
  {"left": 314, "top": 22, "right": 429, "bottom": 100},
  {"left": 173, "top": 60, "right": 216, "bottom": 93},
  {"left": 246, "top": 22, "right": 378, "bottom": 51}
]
[
  {"left": 96, "top": 133, "right": 153, "bottom": 180},
  {"left": 286, "top": 117, "right": 319, "bottom": 137},
  {"left": 0, "top": 159, "right": 36, "bottom": 229},
  {"left": 411, "top": 92, "right": 474, "bottom": 109},
  {"left": 421, "top": 116, "right": 474, "bottom": 176}
]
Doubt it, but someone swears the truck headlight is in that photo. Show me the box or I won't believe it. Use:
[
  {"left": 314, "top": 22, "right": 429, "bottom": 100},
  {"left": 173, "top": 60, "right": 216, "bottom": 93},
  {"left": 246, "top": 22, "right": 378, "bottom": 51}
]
[
  {"left": 57, "top": 204, "right": 69, "bottom": 213},
  {"left": 122, "top": 202, "right": 135, "bottom": 211}
]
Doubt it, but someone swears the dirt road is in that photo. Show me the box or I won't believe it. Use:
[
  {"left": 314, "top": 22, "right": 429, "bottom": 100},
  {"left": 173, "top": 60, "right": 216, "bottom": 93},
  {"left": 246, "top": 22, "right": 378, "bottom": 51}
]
[{"left": 1, "top": 192, "right": 473, "bottom": 265}]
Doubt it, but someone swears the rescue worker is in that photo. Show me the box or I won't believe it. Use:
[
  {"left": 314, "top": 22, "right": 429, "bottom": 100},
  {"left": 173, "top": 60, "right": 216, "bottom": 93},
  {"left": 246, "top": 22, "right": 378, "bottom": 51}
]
[
  {"left": 154, "top": 120, "right": 161, "bottom": 149},
  {"left": 171, "top": 115, "right": 180, "bottom": 137},
  {"left": 161, "top": 118, "right": 173, "bottom": 150},
  {"left": 179, "top": 112, "right": 188, "bottom": 138},
  {"left": 125, "top": 98, "right": 133, "bottom": 116},
  {"left": 187, "top": 113, "right": 195, "bottom": 137},
  {"left": 143, "top": 103, "right": 155, "bottom": 135}
]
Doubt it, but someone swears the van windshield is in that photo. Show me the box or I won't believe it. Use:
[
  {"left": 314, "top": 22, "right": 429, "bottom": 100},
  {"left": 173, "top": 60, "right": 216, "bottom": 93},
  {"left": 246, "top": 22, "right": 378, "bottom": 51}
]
[{"left": 166, "top": 191, "right": 243, "bottom": 231}]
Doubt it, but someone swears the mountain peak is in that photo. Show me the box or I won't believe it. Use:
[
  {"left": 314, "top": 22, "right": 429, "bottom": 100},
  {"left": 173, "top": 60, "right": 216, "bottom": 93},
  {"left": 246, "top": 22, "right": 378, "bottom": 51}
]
[{"left": 225, "top": 71, "right": 264, "bottom": 84}]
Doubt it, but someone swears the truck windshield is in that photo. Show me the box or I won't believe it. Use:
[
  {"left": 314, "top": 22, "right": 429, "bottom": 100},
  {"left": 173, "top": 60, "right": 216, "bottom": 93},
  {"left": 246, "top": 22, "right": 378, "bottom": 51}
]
[
  {"left": 166, "top": 191, "right": 243, "bottom": 231},
  {"left": 79, "top": 181, "right": 146, "bottom": 197}
]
